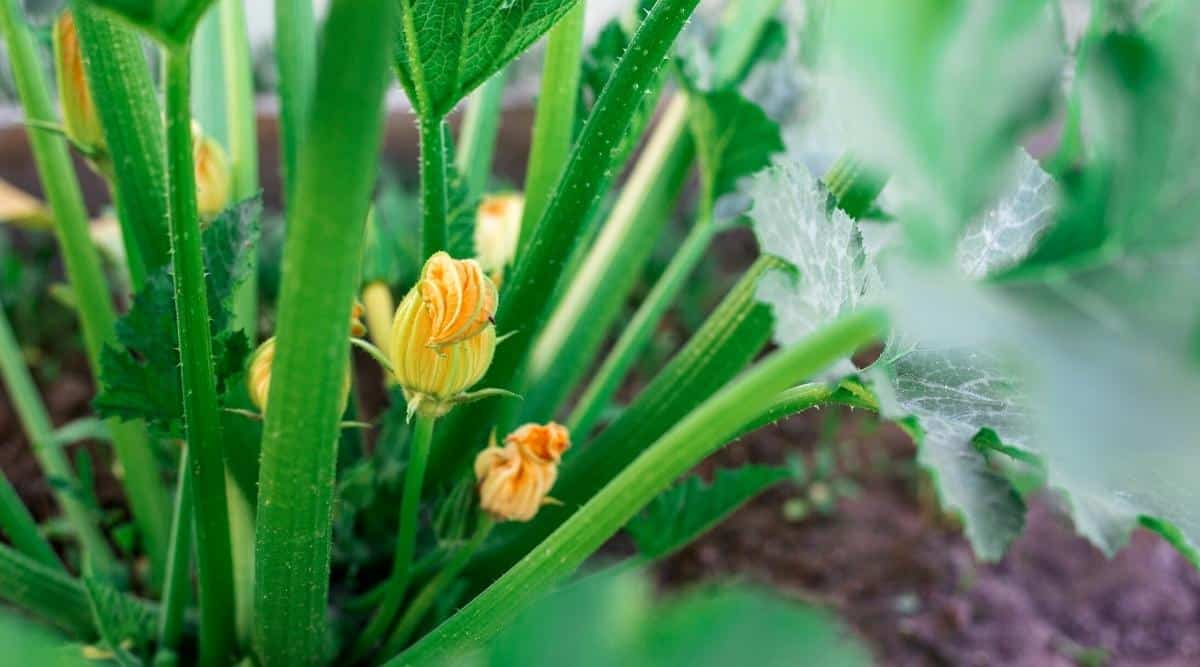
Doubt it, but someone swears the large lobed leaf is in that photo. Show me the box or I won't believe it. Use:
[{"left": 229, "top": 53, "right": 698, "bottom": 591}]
[
  {"left": 869, "top": 4, "right": 1200, "bottom": 561},
  {"left": 395, "top": 0, "right": 581, "bottom": 119},
  {"left": 94, "top": 196, "right": 261, "bottom": 432},
  {"left": 750, "top": 150, "right": 1054, "bottom": 559}
]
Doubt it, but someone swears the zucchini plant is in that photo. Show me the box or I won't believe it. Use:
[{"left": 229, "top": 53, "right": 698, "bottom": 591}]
[{"left": 0, "top": 0, "right": 1195, "bottom": 665}]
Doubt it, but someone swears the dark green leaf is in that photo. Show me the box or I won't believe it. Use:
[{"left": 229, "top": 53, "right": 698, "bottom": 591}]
[
  {"left": 395, "top": 0, "right": 581, "bottom": 119},
  {"left": 627, "top": 465, "right": 792, "bottom": 560},
  {"left": 83, "top": 576, "right": 156, "bottom": 666},
  {"left": 94, "top": 195, "right": 261, "bottom": 431},
  {"left": 688, "top": 89, "right": 784, "bottom": 203},
  {"left": 82, "top": 0, "right": 214, "bottom": 46}
]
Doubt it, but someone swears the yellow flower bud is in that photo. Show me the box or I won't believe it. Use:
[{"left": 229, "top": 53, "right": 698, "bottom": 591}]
[
  {"left": 246, "top": 337, "right": 277, "bottom": 414},
  {"left": 247, "top": 333, "right": 354, "bottom": 415},
  {"left": 474, "top": 422, "right": 570, "bottom": 522},
  {"left": 53, "top": 11, "right": 105, "bottom": 156},
  {"left": 192, "top": 123, "right": 232, "bottom": 221},
  {"left": 388, "top": 285, "right": 496, "bottom": 418},
  {"left": 361, "top": 281, "right": 396, "bottom": 352},
  {"left": 418, "top": 251, "right": 497, "bottom": 348},
  {"left": 474, "top": 193, "right": 523, "bottom": 282}
]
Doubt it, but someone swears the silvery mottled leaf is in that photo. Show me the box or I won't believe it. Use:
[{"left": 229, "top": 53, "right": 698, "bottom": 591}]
[
  {"left": 749, "top": 158, "right": 877, "bottom": 376},
  {"left": 822, "top": 0, "right": 1061, "bottom": 241},
  {"left": 956, "top": 149, "right": 1056, "bottom": 278},
  {"left": 871, "top": 343, "right": 1030, "bottom": 560}
]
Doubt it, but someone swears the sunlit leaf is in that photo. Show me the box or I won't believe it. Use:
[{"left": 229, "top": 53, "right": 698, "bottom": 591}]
[{"left": 395, "top": 0, "right": 581, "bottom": 119}]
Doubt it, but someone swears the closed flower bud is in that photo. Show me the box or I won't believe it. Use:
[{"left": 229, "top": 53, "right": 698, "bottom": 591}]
[
  {"left": 418, "top": 252, "right": 497, "bottom": 348},
  {"left": 192, "top": 123, "right": 232, "bottom": 221},
  {"left": 388, "top": 285, "right": 496, "bottom": 418},
  {"left": 474, "top": 422, "right": 570, "bottom": 522},
  {"left": 53, "top": 11, "right": 104, "bottom": 156},
  {"left": 247, "top": 331, "right": 355, "bottom": 415},
  {"left": 474, "top": 193, "right": 523, "bottom": 282},
  {"left": 246, "top": 337, "right": 277, "bottom": 414}
]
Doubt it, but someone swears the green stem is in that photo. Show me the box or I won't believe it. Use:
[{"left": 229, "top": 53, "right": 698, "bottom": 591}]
[
  {"left": 429, "top": 0, "right": 702, "bottom": 484},
  {"left": 454, "top": 70, "right": 507, "bottom": 198},
  {"left": 0, "top": 313, "right": 66, "bottom": 571},
  {"left": 822, "top": 154, "right": 887, "bottom": 219},
  {"left": 0, "top": 542, "right": 95, "bottom": 637},
  {"left": 0, "top": 0, "right": 129, "bottom": 579},
  {"left": 164, "top": 46, "right": 237, "bottom": 667},
  {"left": 419, "top": 117, "right": 449, "bottom": 259},
  {"left": 273, "top": 0, "right": 316, "bottom": 202},
  {"left": 395, "top": 308, "right": 888, "bottom": 663},
  {"left": 155, "top": 447, "right": 193, "bottom": 658},
  {"left": 218, "top": 0, "right": 261, "bottom": 335},
  {"left": 568, "top": 220, "right": 713, "bottom": 436},
  {"left": 253, "top": 1, "right": 393, "bottom": 662},
  {"left": 70, "top": 2, "right": 171, "bottom": 274},
  {"left": 521, "top": 0, "right": 785, "bottom": 424},
  {"left": 347, "top": 415, "right": 435, "bottom": 662},
  {"left": 57, "top": 2, "right": 176, "bottom": 586},
  {"left": 378, "top": 515, "right": 493, "bottom": 658},
  {"left": 517, "top": 1, "right": 586, "bottom": 253}
]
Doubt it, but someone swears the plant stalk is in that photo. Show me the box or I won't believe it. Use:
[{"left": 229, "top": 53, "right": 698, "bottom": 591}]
[
  {"left": 429, "top": 0, "right": 702, "bottom": 484},
  {"left": 455, "top": 70, "right": 508, "bottom": 199},
  {"left": 0, "top": 542, "right": 95, "bottom": 637},
  {"left": 517, "top": 1, "right": 586, "bottom": 253},
  {"left": 347, "top": 415, "right": 435, "bottom": 661},
  {"left": 378, "top": 515, "right": 493, "bottom": 658},
  {"left": 155, "top": 446, "right": 194, "bottom": 658},
  {"left": 0, "top": 0, "right": 151, "bottom": 581},
  {"left": 568, "top": 219, "right": 714, "bottom": 436},
  {"left": 419, "top": 116, "right": 449, "bottom": 259},
  {"left": 253, "top": 1, "right": 393, "bottom": 662},
  {"left": 273, "top": 0, "right": 316, "bottom": 203},
  {"left": 164, "top": 45, "right": 237, "bottom": 667},
  {"left": 395, "top": 308, "right": 888, "bottom": 663}
]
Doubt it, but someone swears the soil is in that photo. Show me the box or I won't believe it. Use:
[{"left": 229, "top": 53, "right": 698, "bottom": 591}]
[{"left": 658, "top": 409, "right": 1200, "bottom": 667}]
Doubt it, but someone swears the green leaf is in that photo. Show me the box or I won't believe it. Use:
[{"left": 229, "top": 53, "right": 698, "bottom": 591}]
[
  {"left": 688, "top": 88, "right": 784, "bottom": 203},
  {"left": 750, "top": 157, "right": 877, "bottom": 378},
  {"left": 822, "top": 0, "right": 1061, "bottom": 248},
  {"left": 870, "top": 347, "right": 1028, "bottom": 560},
  {"left": 94, "top": 196, "right": 261, "bottom": 430},
  {"left": 750, "top": 150, "right": 1056, "bottom": 559},
  {"left": 627, "top": 465, "right": 792, "bottom": 560},
  {"left": 83, "top": 0, "right": 214, "bottom": 46},
  {"left": 83, "top": 575, "right": 156, "bottom": 665},
  {"left": 881, "top": 5, "right": 1200, "bottom": 563},
  {"left": 472, "top": 569, "right": 871, "bottom": 667},
  {"left": 395, "top": 0, "right": 581, "bottom": 119}
]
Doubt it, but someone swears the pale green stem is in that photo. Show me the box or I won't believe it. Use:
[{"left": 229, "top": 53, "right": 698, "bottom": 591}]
[
  {"left": 455, "top": 70, "right": 508, "bottom": 198},
  {"left": 517, "top": 1, "right": 586, "bottom": 253},
  {"left": 568, "top": 219, "right": 714, "bottom": 436}
]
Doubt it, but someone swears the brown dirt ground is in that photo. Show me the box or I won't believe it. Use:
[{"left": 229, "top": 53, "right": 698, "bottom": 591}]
[{"left": 659, "top": 408, "right": 1200, "bottom": 667}]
